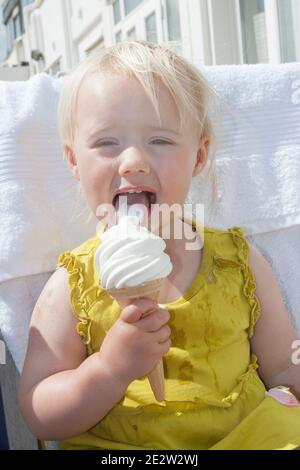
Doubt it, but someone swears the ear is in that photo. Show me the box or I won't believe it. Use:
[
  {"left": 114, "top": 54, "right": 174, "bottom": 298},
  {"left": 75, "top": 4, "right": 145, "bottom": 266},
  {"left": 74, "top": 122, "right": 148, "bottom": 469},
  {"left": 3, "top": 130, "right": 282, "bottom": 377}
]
[
  {"left": 64, "top": 145, "right": 80, "bottom": 180},
  {"left": 192, "top": 136, "right": 210, "bottom": 177}
]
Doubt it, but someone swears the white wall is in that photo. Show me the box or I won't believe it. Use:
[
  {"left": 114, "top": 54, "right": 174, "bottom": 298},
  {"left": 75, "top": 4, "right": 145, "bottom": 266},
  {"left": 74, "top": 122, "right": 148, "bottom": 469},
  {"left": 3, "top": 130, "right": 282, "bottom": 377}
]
[
  {"left": 37, "top": 0, "right": 67, "bottom": 71},
  {"left": 70, "top": 0, "right": 104, "bottom": 62},
  {"left": 70, "top": 0, "right": 103, "bottom": 38},
  {"left": 189, "top": 0, "right": 212, "bottom": 65},
  {"left": 207, "top": 0, "right": 241, "bottom": 64}
]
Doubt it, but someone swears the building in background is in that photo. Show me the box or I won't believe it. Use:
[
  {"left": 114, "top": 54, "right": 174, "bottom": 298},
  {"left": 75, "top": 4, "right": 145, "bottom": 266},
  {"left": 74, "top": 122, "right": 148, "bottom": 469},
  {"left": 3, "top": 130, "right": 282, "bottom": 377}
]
[
  {"left": 1, "top": 0, "right": 33, "bottom": 63},
  {"left": 0, "top": 6, "right": 7, "bottom": 62},
  {"left": 0, "top": 0, "right": 299, "bottom": 78}
]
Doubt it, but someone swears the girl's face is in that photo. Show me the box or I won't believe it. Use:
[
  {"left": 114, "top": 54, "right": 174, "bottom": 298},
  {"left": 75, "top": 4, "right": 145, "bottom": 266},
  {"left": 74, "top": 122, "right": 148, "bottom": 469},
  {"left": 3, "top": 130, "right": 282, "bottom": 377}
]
[{"left": 65, "top": 72, "right": 208, "bottom": 221}]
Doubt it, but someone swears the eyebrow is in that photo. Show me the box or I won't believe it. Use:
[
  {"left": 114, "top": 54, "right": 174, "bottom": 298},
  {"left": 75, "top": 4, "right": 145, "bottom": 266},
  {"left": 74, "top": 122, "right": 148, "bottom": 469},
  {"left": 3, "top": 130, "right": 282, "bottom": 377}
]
[
  {"left": 148, "top": 126, "right": 181, "bottom": 135},
  {"left": 88, "top": 125, "right": 181, "bottom": 138}
]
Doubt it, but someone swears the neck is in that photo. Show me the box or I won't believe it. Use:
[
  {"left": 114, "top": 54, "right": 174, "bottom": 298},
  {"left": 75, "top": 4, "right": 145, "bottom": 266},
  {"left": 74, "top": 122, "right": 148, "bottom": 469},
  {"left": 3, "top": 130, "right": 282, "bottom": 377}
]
[{"left": 162, "top": 218, "right": 198, "bottom": 261}]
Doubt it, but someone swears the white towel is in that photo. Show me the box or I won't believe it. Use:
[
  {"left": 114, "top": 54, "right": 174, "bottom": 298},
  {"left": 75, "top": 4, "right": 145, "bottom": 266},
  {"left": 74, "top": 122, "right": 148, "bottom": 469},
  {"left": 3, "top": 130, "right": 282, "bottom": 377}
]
[
  {"left": 0, "top": 73, "right": 97, "bottom": 371},
  {"left": 187, "top": 63, "right": 300, "bottom": 334},
  {"left": 189, "top": 63, "right": 300, "bottom": 233},
  {"left": 0, "top": 73, "right": 97, "bottom": 283}
]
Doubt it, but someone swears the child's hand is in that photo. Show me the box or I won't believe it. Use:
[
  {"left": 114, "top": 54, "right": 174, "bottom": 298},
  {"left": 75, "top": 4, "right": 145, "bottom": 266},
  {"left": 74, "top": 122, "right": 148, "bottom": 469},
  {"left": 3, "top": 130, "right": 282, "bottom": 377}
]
[{"left": 98, "top": 298, "right": 171, "bottom": 385}]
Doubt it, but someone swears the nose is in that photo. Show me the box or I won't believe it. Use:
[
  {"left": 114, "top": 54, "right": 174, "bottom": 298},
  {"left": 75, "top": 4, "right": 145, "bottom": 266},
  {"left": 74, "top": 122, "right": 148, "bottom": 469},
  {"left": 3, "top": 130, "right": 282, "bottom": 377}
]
[{"left": 118, "top": 147, "right": 150, "bottom": 176}]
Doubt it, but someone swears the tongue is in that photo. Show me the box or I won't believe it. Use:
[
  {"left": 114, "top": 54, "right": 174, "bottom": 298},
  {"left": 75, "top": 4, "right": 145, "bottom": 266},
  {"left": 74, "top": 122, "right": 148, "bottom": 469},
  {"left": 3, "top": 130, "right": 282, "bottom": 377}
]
[{"left": 115, "top": 192, "right": 150, "bottom": 224}]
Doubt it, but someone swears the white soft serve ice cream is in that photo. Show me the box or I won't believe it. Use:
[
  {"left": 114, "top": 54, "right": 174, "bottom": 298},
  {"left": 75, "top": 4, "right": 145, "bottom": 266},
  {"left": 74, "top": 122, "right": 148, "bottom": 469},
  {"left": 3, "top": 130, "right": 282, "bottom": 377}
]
[{"left": 94, "top": 215, "right": 173, "bottom": 289}]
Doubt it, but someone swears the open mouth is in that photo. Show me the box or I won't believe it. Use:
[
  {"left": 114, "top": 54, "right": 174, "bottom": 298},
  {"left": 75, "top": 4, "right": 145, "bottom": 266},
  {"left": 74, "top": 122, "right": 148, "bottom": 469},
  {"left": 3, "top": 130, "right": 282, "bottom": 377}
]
[
  {"left": 113, "top": 191, "right": 157, "bottom": 210},
  {"left": 113, "top": 190, "right": 157, "bottom": 224}
]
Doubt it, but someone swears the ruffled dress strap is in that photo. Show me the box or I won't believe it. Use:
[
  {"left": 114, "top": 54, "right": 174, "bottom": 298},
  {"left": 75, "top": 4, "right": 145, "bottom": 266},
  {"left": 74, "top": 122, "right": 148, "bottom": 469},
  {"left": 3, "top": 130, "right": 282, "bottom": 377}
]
[
  {"left": 227, "top": 226, "right": 261, "bottom": 338},
  {"left": 56, "top": 237, "right": 101, "bottom": 355}
]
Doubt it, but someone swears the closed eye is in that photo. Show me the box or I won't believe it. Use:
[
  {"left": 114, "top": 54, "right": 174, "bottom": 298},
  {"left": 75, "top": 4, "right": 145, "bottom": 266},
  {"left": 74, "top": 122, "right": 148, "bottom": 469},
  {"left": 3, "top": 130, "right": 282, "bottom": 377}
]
[
  {"left": 96, "top": 141, "right": 118, "bottom": 146},
  {"left": 151, "top": 139, "right": 173, "bottom": 145},
  {"left": 95, "top": 139, "right": 173, "bottom": 147}
]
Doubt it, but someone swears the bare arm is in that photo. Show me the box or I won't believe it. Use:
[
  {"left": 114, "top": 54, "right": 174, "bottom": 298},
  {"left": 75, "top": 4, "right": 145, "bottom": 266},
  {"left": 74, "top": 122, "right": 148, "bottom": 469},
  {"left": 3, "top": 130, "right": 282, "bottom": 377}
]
[
  {"left": 19, "top": 267, "right": 171, "bottom": 441},
  {"left": 18, "top": 268, "right": 129, "bottom": 440},
  {"left": 248, "top": 244, "right": 300, "bottom": 400}
]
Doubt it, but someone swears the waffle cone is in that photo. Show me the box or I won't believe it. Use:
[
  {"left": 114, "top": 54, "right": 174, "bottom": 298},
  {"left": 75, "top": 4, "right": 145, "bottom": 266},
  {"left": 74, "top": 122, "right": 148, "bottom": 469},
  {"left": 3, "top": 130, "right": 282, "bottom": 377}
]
[
  {"left": 108, "top": 277, "right": 166, "bottom": 401},
  {"left": 108, "top": 278, "right": 165, "bottom": 302}
]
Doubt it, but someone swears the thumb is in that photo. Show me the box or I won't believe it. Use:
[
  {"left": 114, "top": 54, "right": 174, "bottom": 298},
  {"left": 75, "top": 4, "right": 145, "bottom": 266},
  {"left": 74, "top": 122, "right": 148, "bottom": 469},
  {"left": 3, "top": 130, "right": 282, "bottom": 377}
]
[{"left": 120, "top": 303, "right": 144, "bottom": 324}]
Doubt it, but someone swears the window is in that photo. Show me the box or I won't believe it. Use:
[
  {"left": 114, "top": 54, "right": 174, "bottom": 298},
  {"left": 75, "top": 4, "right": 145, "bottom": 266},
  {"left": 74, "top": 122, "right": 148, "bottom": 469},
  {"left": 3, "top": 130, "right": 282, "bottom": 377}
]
[
  {"left": 127, "top": 27, "right": 137, "bottom": 40},
  {"left": 115, "top": 30, "right": 122, "bottom": 43},
  {"left": 112, "top": 0, "right": 144, "bottom": 25},
  {"left": 20, "top": 1, "right": 35, "bottom": 33},
  {"left": 20, "top": 0, "right": 35, "bottom": 7},
  {"left": 113, "top": 0, "right": 121, "bottom": 25},
  {"left": 124, "top": 0, "right": 143, "bottom": 16},
  {"left": 165, "top": 0, "right": 181, "bottom": 44},
  {"left": 48, "top": 59, "right": 61, "bottom": 77},
  {"left": 239, "top": 0, "right": 268, "bottom": 63},
  {"left": 145, "top": 11, "right": 157, "bottom": 43},
  {"left": 86, "top": 38, "right": 104, "bottom": 57},
  {"left": 0, "top": 12, "right": 7, "bottom": 62},
  {"left": 13, "top": 13, "right": 22, "bottom": 39},
  {"left": 6, "top": 18, "right": 14, "bottom": 52},
  {"left": 277, "top": 0, "right": 299, "bottom": 62}
]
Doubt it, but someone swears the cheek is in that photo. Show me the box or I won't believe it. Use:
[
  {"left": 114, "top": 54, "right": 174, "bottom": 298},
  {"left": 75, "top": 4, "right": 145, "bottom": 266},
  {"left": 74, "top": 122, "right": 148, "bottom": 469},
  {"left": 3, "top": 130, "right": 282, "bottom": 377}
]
[
  {"left": 160, "top": 154, "right": 194, "bottom": 181},
  {"left": 79, "top": 152, "right": 112, "bottom": 182},
  {"left": 77, "top": 153, "right": 114, "bottom": 205},
  {"left": 160, "top": 158, "right": 194, "bottom": 199},
  {"left": 160, "top": 169, "right": 191, "bottom": 199}
]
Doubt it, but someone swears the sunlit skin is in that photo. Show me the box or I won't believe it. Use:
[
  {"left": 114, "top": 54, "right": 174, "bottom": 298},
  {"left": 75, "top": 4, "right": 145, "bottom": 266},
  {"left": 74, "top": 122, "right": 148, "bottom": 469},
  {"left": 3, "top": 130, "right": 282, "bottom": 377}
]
[
  {"left": 18, "top": 70, "right": 300, "bottom": 446},
  {"left": 64, "top": 72, "right": 210, "bottom": 301},
  {"left": 66, "top": 72, "right": 208, "bottom": 215},
  {"left": 65, "top": 73, "right": 300, "bottom": 408}
]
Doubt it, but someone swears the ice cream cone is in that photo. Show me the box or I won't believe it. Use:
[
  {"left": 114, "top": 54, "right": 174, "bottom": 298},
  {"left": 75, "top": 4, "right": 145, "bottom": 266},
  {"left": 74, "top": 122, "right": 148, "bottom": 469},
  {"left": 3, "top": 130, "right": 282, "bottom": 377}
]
[
  {"left": 108, "top": 278, "right": 166, "bottom": 402},
  {"left": 108, "top": 278, "right": 164, "bottom": 301}
]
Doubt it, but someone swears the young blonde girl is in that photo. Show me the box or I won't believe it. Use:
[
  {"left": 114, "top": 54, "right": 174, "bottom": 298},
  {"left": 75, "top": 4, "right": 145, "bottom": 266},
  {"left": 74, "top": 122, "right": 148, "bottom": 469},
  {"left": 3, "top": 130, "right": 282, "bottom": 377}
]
[{"left": 19, "top": 41, "right": 300, "bottom": 450}]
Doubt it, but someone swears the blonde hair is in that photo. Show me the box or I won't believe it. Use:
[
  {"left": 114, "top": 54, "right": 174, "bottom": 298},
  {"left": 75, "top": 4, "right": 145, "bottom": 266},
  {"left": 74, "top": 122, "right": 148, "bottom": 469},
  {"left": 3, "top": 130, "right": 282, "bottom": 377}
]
[{"left": 58, "top": 40, "right": 223, "bottom": 217}]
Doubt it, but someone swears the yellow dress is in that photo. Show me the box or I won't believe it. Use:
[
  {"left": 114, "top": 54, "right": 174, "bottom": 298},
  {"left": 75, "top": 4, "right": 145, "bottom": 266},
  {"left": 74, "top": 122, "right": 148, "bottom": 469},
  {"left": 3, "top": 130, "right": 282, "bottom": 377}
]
[{"left": 56, "top": 220, "right": 300, "bottom": 450}]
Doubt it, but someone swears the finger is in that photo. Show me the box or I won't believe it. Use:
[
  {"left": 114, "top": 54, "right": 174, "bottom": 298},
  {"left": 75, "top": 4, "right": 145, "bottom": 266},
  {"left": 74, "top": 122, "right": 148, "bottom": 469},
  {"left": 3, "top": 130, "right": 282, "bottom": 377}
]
[
  {"left": 120, "top": 298, "right": 157, "bottom": 324},
  {"left": 156, "top": 338, "right": 172, "bottom": 355},
  {"left": 152, "top": 324, "right": 171, "bottom": 344},
  {"left": 137, "top": 308, "right": 170, "bottom": 332}
]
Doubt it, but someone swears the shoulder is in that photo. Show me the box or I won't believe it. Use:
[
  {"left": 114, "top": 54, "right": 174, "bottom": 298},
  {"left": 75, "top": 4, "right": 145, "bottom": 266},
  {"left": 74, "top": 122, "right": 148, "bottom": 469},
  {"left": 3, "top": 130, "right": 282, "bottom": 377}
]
[
  {"left": 245, "top": 242, "right": 298, "bottom": 378},
  {"left": 31, "top": 267, "right": 86, "bottom": 360},
  {"left": 246, "top": 241, "right": 292, "bottom": 327},
  {"left": 20, "top": 267, "right": 86, "bottom": 395},
  {"left": 247, "top": 242, "right": 271, "bottom": 276},
  {"left": 30, "top": 267, "right": 80, "bottom": 345},
  {"left": 33, "top": 267, "right": 70, "bottom": 317}
]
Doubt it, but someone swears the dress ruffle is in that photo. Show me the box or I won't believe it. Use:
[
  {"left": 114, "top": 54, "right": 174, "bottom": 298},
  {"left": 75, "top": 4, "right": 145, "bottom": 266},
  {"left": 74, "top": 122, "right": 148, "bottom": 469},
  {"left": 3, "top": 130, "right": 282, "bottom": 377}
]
[
  {"left": 228, "top": 226, "right": 261, "bottom": 338},
  {"left": 57, "top": 252, "right": 93, "bottom": 354}
]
